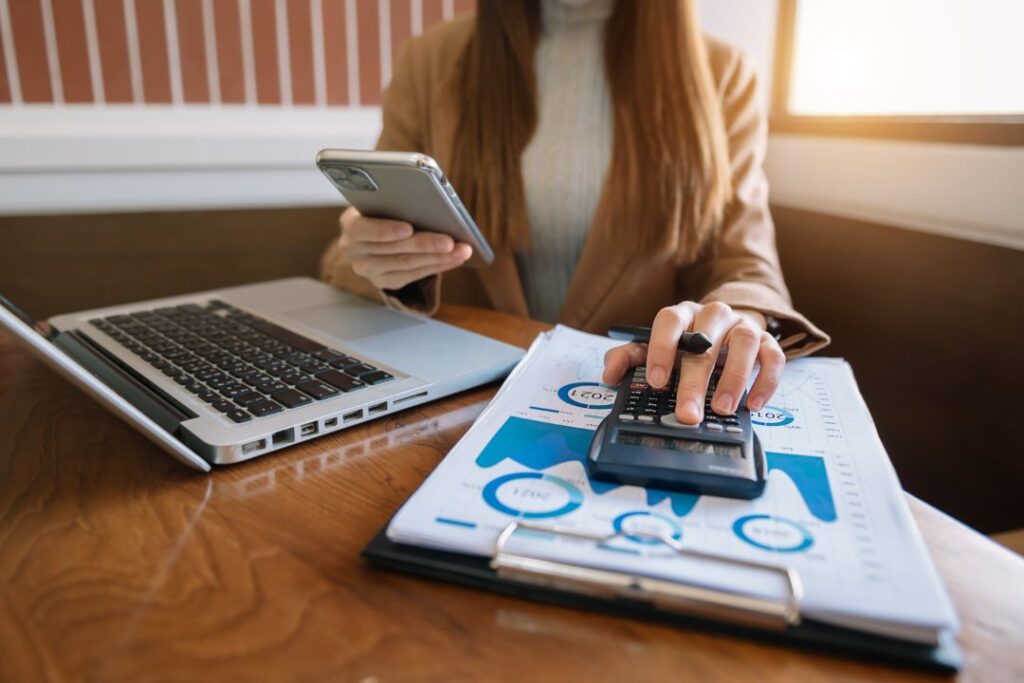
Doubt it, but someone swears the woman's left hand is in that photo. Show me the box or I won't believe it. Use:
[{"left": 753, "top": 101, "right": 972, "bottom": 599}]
[{"left": 602, "top": 302, "right": 785, "bottom": 425}]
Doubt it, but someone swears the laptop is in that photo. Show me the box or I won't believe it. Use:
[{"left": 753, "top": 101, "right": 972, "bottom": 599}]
[{"left": 0, "top": 277, "right": 524, "bottom": 472}]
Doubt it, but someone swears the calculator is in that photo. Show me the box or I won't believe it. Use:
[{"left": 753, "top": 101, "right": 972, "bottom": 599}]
[{"left": 586, "top": 366, "right": 766, "bottom": 499}]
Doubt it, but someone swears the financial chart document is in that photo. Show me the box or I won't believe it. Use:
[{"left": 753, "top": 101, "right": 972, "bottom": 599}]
[{"left": 388, "top": 327, "right": 958, "bottom": 643}]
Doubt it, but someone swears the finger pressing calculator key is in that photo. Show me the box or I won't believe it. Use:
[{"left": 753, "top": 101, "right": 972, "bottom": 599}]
[{"left": 586, "top": 367, "right": 766, "bottom": 499}]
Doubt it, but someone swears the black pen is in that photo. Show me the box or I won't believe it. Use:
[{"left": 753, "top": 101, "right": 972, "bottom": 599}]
[{"left": 608, "top": 325, "right": 712, "bottom": 354}]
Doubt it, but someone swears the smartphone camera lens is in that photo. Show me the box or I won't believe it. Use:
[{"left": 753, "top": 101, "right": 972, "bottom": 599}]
[{"left": 325, "top": 165, "right": 378, "bottom": 192}]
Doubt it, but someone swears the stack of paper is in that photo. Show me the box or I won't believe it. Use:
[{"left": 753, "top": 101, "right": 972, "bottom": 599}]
[{"left": 388, "top": 326, "right": 958, "bottom": 644}]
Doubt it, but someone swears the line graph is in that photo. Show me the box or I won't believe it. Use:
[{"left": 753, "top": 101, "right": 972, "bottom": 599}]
[{"left": 476, "top": 416, "right": 834, "bottom": 522}]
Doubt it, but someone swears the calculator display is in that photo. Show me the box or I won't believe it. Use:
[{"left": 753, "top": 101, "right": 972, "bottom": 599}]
[{"left": 615, "top": 430, "right": 741, "bottom": 458}]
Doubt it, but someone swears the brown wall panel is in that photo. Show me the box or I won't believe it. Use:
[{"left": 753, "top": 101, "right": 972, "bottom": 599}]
[
  {"left": 453, "top": 0, "right": 474, "bottom": 16},
  {"left": 356, "top": 0, "right": 380, "bottom": 104},
  {"left": 0, "top": 207, "right": 340, "bottom": 322},
  {"left": 389, "top": 0, "right": 411, "bottom": 65},
  {"left": 175, "top": 0, "right": 210, "bottom": 102},
  {"left": 250, "top": 0, "right": 280, "bottom": 103},
  {"left": 52, "top": 0, "right": 93, "bottom": 102},
  {"left": 9, "top": 0, "right": 52, "bottom": 103},
  {"left": 287, "top": 0, "right": 315, "bottom": 104},
  {"left": 322, "top": 0, "right": 348, "bottom": 105},
  {"left": 93, "top": 0, "right": 134, "bottom": 102},
  {"left": 422, "top": 0, "right": 444, "bottom": 28},
  {"left": 212, "top": 0, "right": 245, "bottom": 103},
  {"left": 0, "top": 22, "right": 11, "bottom": 102},
  {"left": 772, "top": 206, "right": 1024, "bottom": 533},
  {"left": 134, "top": 0, "right": 172, "bottom": 102}
]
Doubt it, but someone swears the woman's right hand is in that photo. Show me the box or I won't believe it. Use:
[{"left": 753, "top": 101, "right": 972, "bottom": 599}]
[{"left": 337, "top": 207, "right": 473, "bottom": 291}]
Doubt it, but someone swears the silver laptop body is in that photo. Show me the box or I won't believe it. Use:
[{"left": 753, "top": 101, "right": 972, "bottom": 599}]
[{"left": 3, "top": 277, "right": 524, "bottom": 471}]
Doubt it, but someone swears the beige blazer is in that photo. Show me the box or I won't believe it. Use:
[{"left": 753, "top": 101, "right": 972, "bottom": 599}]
[{"left": 321, "top": 16, "right": 829, "bottom": 357}]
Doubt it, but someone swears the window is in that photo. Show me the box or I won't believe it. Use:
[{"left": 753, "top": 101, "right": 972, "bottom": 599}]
[{"left": 772, "top": 0, "right": 1024, "bottom": 145}]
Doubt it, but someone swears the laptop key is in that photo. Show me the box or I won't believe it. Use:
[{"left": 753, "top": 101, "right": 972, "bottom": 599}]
[
  {"left": 361, "top": 370, "right": 394, "bottom": 385},
  {"left": 196, "top": 388, "right": 217, "bottom": 402},
  {"left": 312, "top": 349, "right": 347, "bottom": 362},
  {"left": 295, "top": 380, "right": 340, "bottom": 400},
  {"left": 296, "top": 359, "right": 328, "bottom": 373},
  {"left": 247, "top": 399, "right": 284, "bottom": 417},
  {"left": 315, "top": 369, "right": 366, "bottom": 393},
  {"left": 279, "top": 369, "right": 308, "bottom": 385},
  {"left": 268, "top": 364, "right": 295, "bottom": 378},
  {"left": 233, "top": 390, "right": 264, "bottom": 406},
  {"left": 219, "top": 382, "right": 248, "bottom": 398},
  {"left": 225, "top": 408, "right": 253, "bottom": 423},
  {"left": 226, "top": 362, "right": 254, "bottom": 377},
  {"left": 195, "top": 368, "right": 224, "bottom": 382},
  {"left": 328, "top": 356, "right": 359, "bottom": 370},
  {"left": 256, "top": 380, "right": 288, "bottom": 394},
  {"left": 211, "top": 399, "right": 235, "bottom": 413},
  {"left": 344, "top": 363, "right": 377, "bottom": 378},
  {"left": 271, "top": 388, "right": 313, "bottom": 408}
]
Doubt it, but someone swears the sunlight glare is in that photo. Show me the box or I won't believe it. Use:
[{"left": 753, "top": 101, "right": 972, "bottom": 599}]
[{"left": 788, "top": 0, "right": 1024, "bottom": 116}]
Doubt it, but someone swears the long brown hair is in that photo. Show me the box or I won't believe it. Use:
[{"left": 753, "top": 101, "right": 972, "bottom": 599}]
[{"left": 448, "top": 0, "right": 733, "bottom": 257}]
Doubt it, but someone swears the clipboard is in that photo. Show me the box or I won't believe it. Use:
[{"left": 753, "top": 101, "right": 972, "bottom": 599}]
[{"left": 363, "top": 520, "right": 962, "bottom": 673}]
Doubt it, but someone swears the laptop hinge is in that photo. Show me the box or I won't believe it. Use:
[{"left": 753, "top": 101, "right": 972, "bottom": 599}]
[{"left": 51, "top": 330, "right": 197, "bottom": 435}]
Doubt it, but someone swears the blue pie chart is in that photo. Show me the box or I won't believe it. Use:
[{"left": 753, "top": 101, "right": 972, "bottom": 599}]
[
  {"left": 733, "top": 514, "right": 814, "bottom": 553},
  {"left": 483, "top": 472, "right": 584, "bottom": 519}
]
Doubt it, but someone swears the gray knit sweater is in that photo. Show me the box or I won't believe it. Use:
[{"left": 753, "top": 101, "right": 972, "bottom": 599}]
[{"left": 517, "top": 0, "right": 614, "bottom": 323}]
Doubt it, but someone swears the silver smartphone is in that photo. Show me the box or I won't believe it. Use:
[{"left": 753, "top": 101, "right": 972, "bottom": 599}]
[{"left": 316, "top": 149, "right": 494, "bottom": 267}]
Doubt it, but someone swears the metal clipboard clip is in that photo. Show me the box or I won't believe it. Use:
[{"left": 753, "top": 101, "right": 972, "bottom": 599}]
[{"left": 491, "top": 521, "right": 804, "bottom": 631}]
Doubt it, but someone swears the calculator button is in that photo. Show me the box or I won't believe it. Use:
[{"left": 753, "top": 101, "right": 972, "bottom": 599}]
[
  {"left": 618, "top": 414, "right": 635, "bottom": 422},
  {"left": 660, "top": 413, "right": 700, "bottom": 429},
  {"left": 637, "top": 415, "right": 655, "bottom": 423},
  {"left": 725, "top": 426, "right": 743, "bottom": 434},
  {"left": 705, "top": 422, "right": 724, "bottom": 431}
]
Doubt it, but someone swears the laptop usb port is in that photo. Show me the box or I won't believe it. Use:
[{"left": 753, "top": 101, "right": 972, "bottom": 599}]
[
  {"left": 368, "top": 402, "right": 387, "bottom": 415},
  {"left": 300, "top": 422, "right": 318, "bottom": 437},
  {"left": 343, "top": 409, "right": 363, "bottom": 423},
  {"left": 242, "top": 439, "right": 266, "bottom": 454}
]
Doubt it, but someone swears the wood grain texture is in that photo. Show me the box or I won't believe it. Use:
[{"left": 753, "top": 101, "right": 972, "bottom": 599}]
[{"left": 0, "top": 305, "right": 1021, "bottom": 682}]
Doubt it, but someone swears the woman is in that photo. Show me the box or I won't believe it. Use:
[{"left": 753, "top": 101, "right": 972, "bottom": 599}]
[{"left": 321, "top": 0, "right": 828, "bottom": 425}]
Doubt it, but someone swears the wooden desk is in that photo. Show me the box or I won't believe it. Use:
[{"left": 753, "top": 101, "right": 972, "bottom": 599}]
[{"left": 1, "top": 306, "right": 1021, "bottom": 682}]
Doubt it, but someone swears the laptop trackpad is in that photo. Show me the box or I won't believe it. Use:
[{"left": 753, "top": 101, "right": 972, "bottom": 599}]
[{"left": 283, "top": 302, "right": 424, "bottom": 341}]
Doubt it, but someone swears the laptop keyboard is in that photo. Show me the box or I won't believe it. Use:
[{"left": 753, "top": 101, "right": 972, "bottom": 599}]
[{"left": 88, "top": 300, "right": 394, "bottom": 423}]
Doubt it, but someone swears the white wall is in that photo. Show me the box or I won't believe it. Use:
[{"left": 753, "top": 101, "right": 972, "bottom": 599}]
[
  {"left": 0, "top": 0, "right": 1021, "bottom": 251},
  {"left": 699, "top": 0, "right": 778, "bottom": 108},
  {"left": 0, "top": 107, "right": 379, "bottom": 214}
]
